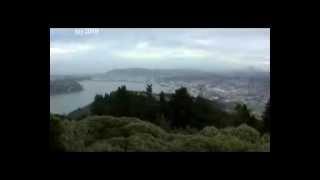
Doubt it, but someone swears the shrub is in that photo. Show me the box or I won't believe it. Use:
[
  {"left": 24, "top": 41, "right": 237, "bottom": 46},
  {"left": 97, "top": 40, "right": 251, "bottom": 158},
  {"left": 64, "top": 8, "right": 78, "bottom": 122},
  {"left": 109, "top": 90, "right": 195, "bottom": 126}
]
[
  {"left": 154, "top": 114, "right": 171, "bottom": 131},
  {"left": 50, "top": 117, "right": 65, "bottom": 151},
  {"left": 220, "top": 124, "right": 260, "bottom": 143},
  {"left": 200, "top": 126, "right": 219, "bottom": 137},
  {"left": 126, "top": 133, "right": 169, "bottom": 152},
  {"left": 178, "top": 135, "right": 212, "bottom": 152},
  {"left": 85, "top": 140, "right": 122, "bottom": 152},
  {"left": 257, "top": 133, "right": 270, "bottom": 152},
  {"left": 85, "top": 116, "right": 131, "bottom": 139},
  {"left": 184, "top": 126, "right": 199, "bottom": 134},
  {"left": 261, "top": 142, "right": 270, "bottom": 152},
  {"left": 120, "top": 120, "right": 168, "bottom": 139},
  {"left": 260, "top": 133, "right": 270, "bottom": 144},
  {"left": 103, "top": 137, "right": 128, "bottom": 152},
  {"left": 169, "top": 126, "right": 198, "bottom": 135},
  {"left": 209, "top": 134, "right": 257, "bottom": 152},
  {"left": 168, "top": 132, "right": 262, "bottom": 152},
  {"left": 50, "top": 115, "right": 269, "bottom": 152},
  {"left": 59, "top": 120, "right": 92, "bottom": 152}
]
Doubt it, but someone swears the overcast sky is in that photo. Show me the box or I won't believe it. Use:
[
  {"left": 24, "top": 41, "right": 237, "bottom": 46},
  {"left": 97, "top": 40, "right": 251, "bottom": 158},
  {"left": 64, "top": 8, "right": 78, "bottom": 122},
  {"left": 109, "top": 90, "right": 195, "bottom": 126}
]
[{"left": 50, "top": 28, "right": 270, "bottom": 75}]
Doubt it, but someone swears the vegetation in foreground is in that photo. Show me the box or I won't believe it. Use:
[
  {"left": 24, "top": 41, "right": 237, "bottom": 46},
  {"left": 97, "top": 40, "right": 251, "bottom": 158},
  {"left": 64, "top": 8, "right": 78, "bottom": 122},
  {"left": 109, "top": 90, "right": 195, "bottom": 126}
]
[
  {"left": 50, "top": 115, "right": 270, "bottom": 152},
  {"left": 75, "top": 84, "right": 269, "bottom": 132},
  {"left": 50, "top": 84, "right": 270, "bottom": 152}
]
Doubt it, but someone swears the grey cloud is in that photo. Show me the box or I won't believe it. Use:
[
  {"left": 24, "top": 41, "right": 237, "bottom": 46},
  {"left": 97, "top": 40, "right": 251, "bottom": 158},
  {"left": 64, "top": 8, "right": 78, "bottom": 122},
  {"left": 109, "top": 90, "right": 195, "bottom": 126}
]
[{"left": 50, "top": 28, "right": 270, "bottom": 74}]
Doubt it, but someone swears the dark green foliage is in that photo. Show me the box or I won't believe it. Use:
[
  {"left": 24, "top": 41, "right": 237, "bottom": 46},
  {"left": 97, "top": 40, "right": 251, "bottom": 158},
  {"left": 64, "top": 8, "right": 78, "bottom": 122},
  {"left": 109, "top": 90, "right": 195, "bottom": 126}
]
[
  {"left": 191, "top": 96, "right": 223, "bottom": 128},
  {"left": 169, "top": 87, "right": 193, "bottom": 128},
  {"left": 120, "top": 120, "right": 168, "bottom": 139},
  {"left": 89, "top": 85, "right": 156, "bottom": 122},
  {"left": 91, "top": 95, "right": 105, "bottom": 115},
  {"left": 247, "top": 115, "right": 263, "bottom": 133},
  {"left": 86, "top": 116, "right": 131, "bottom": 140},
  {"left": 146, "top": 84, "right": 152, "bottom": 97},
  {"left": 262, "top": 99, "right": 270, "bottom": 133},
  {"left": 68, "top": 105, "right": 91, "bottom": 120},
  {"left": 220, "top": 124, "right": 260, "bottom": 143},
  {"left": 109, "top": 86, "right": 131, "bottom": 116},
  {"left": 159, "top": 91, "right": 165, "bottom": 103},
  {"left": 234, "top": 103, "right": 251, "bottom": 125},
  {"left": 159, "top": 91, "right": 170, "bottom": 119},
  {"left": 233, "top": 103, "right": 263, "bottom": 132},
  {"left": 126, "top": 133, "right": 169, "bottom": 152},
  {"left": 51, "top": 79, "right": 270, "bottom": 151},
  {"left": 88, "top": 85, "right": 262, "bottom": 131},
  {"left": 50, "top": 116, "right": 270, "bottom": 152},
  {"left": 49, "top": 115, "right": 65, "bottom": 152},
  {"left": 154, "top": 113, "right": 170, "bottom": 130},
  {"left": 200, "top": 126, "right": 219, "bottom": 137}
]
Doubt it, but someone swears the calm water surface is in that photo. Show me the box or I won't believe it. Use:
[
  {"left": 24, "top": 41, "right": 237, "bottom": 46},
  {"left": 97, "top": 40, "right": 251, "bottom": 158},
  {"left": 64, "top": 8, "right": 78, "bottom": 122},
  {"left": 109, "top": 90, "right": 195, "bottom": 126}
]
[{"left": 50, "top": 80, "right": 170, "bottom": 114}]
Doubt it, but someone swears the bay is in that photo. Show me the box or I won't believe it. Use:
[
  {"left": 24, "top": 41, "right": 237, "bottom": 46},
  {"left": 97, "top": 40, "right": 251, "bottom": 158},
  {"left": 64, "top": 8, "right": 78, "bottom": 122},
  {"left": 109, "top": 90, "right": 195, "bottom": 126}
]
[{"left": 50, "top": 80, "right": 171, "bottom": 114}]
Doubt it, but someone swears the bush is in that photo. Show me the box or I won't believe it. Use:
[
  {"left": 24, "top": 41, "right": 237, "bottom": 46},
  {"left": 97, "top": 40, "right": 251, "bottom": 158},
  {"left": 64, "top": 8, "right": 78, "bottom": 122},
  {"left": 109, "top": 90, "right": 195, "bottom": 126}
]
[
  {"left": 154, "top": 114, "right": 171, "bottom": 131},
  {"left": 50, "top": 116, "right": 65, "bottom": 151},
  {"left": 170, "top": 135, "right": 211, "bottom": 152},
  {"left": 258, "top": 133, "right": 270, "bottom": 152},
  {"left": 103, "top": 137, "right": 128, "bottom": 152},
  {"left": 120, "top": 120, "right": 168, "bottom": 139},
  {"left": 59, "top": 120, "right": 91, "bottom": 152},
  {"left": 50, "top": 115, "right": 269, "bottom": 152},
  {"left": 261, "top": 142, "right": 270, "bottom": 152},
  {"left": 200, "top": 126, "right": 219, "bottom": 137},
  {"left": 260, "top": 133, "right": 270, "bottom": 144},
  {"left": 184, "top": 126, "right": 199, "bottom": 134},
  {"left": 85, "top": 116, "right": 134, "bottom": 139},
  {"left": 220, "top": 124, "right": 260, "bottom": 143},
  {"left": 208, "top": 134, "right": 258, "bottom": 152},
  {"left": 126, "top": 133, "right": 169, "bottom": 152},
  {"left": 85, "top": 140, "right": 122, "bottom": 152}
]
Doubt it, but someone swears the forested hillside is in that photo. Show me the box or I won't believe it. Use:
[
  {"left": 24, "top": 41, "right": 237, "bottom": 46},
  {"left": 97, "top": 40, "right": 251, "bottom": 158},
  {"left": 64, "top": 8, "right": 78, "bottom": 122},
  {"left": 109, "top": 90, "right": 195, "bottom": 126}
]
[
  {"left": 87, "top": 84, "right": 267, "bottom": 131},
  {"left": 50, "top": 84, "right": 270, "bottom": 152},
  {"left": 50, "top": 79, "right": 83, "bottom": 95}
]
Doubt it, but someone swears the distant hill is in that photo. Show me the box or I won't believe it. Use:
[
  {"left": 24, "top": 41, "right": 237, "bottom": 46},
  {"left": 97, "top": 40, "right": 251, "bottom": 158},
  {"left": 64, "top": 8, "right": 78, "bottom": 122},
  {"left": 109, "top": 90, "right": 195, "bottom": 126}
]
[
  {"left": 105, "top": 68, "right": 205, "bottom": 75},
  {"left": 50, "top": 74, "right": 91, "bottom": 81},
  {"left": 91, "top": 68, "right": 220, "bottom": 82},
  {"left": 91, "top": 67, "right": 269, "bottom": 83},
  {"left": 50, "top": 79, "right": 83, "bottom": 95},
  {"left": 51, "top": 68, "right": 269, "bottom": 83}
]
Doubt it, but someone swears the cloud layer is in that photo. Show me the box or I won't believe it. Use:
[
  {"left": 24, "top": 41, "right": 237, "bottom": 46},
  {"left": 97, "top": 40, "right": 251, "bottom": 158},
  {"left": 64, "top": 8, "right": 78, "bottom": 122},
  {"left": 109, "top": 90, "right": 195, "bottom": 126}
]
[{"left": 50, "top": 28, "right": 270, "bottom": 74}]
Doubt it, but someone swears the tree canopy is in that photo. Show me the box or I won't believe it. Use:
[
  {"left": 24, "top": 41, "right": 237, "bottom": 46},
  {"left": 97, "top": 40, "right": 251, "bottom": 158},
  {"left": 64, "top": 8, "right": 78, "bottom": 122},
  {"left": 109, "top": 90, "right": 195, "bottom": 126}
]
[
  {"left": 89, "top": 84, "right": 264, "bottom": 132},
  {"left": 50, "top": 115, "right": 270, "bottom": 152},
  {"left": 52, "top": 84, "right": 270, "bottom": 152},
  {"left": 262, "top": 99, "right": 270, "bottom": 133}
]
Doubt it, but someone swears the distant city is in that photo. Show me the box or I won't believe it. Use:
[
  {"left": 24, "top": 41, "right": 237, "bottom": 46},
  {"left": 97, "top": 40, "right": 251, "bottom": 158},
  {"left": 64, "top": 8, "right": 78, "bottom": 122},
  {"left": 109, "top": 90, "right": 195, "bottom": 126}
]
[{"left": 52, "top": 68, "right": 270, "bottom": 116}]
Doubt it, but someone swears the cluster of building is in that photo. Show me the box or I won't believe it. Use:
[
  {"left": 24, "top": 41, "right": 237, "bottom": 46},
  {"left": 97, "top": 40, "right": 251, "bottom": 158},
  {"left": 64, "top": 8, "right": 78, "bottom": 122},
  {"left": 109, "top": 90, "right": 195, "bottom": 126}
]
[{"left": 157, "top": 79, "right": 270, "bottom": 115}]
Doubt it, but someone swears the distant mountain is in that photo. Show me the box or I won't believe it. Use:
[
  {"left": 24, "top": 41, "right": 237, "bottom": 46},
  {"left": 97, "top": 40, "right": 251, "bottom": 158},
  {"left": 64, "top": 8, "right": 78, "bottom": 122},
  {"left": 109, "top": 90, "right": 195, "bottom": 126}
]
[
  {"left": 229, "top": 66, "right": 269, "bottom": 77},
  {"left": 105, "top": 68, "right": 206, "bottom": 76},
  {"left": 91, "top": 67, "right": 269, "bottom": 84},
  {"left": 92, "top": 68, "right": 214, "bottom": 82},
  {"left": 50, "top": 74, "right": 91, "bottom": 81}
]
